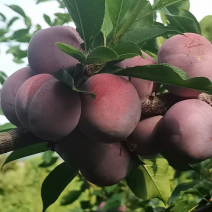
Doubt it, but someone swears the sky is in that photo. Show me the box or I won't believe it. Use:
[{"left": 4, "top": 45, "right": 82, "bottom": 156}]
[{"left": 0, "top": 0, "right": 212, "bottom": 124}]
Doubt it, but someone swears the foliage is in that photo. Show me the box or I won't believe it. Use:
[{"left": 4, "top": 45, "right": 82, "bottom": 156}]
[{"left": 1, "top": 0, "right": 212, "bottom": 211}]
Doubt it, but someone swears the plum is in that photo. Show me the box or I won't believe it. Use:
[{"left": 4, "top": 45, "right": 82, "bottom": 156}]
[
  {"left": 28, "top": 26, "right": 83, "bottom": 75},
  {"left": 55, "top": 128, "right": 109, "bottom": 169},
  {"left": 117, "top": 51, "right": 159, "bottom": 98},
  {"left": 80, "top": 142, "right": 133, "bottom": 186},
  {"left": 127, "top": 116, "right": 163, "bottom": 156},
  {"left": 159, "top": 99, "right": 212, "bottom": 164},
  {"left": 79, "top": 73, "right": 141, "bottom": 143},
  {"left": 1, "top": 67, "right": 33, "bottom": 126},
  {"left": 15, "top": 74, "right": 81, "bottom": 140},
  {"left": 158, "top": 33, "right": 212, "bottom": 97}
]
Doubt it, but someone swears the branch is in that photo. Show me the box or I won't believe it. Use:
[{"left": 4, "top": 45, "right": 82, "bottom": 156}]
[{"left": 0, "top": 92, "right": 211, "bottom": 155}]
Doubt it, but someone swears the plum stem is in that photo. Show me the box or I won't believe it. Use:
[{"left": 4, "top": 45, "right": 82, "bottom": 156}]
[{"left": 0, "top": 92, "right": 211, "bottom": 155}]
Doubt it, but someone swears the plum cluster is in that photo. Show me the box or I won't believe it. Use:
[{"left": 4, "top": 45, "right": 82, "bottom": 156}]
[{"left": 1, "top": 26, "right": 212, "bottom": 186}]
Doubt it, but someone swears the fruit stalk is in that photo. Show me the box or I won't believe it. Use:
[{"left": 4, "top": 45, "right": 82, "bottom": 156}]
[{"left": 0, "top": 92, "right": 211, "bottom": 155}]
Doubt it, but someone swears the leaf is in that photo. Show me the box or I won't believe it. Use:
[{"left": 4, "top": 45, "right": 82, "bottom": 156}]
[
  {"left": 6, "top": 4, "right": 26, "bottom": 18},
  {"left": 103, "top": 193, "right": 126, "bottom": 211},
  {"left": 7, "top": 16, "right": 19, "bottom": 28},
  {"left": 56, "top": 42, "right": 86, "bottom": 63},
  {"left": 0, "top": 123, "right": 16, "bottom": 132},
  {"left": 169, "top": 181, "right": 200, "bottom": 204},
  {"left": 126, "top": 157, "right": 171, "bottom": 204},
  {"left": 11, "top": 28, "right": 29, "bottom": 40},
  {"left": 24, "top": 16, "right": 32, "bottom": 28},
  {"left": 153, "top": 0, "right": 184, "bottom": 11},
  {"left": 2, "top": 142, "right": 49, "bottom": 168},
  {"left": 0, "top": 71, "right": 7, "bottom": 85},
  {"left": 101, "top": 4, "right": 113, "bottom": 41},
  {"left": 53, "top": 69, "right": 96, "bottom": 98},
  {"left": 164, "top": 10, "right": 201, "bottom": 34},
  {"left": 41, "top": 162, "right": 78, "bottom": 212},
  {"left": 0, "top": 13, "right": 6, "bottom": 22},
  {"left": 115, "top": 64, "right": 212, "bottom": 95},
  {"left": 39, "top": 151, "right": 58, "bottom": 168},
  {"left": 200, "top": 15, "right": 212, "bottom": 42},
  {"left": 120, "top": 25, "right": 182, "bottom": 44},
  {"left": 106, "top": 0, "right": 153, "bottom": 44},
  {"left": 86, "top": 46, "right": 119, "bottom": 64},
  {"left": 63, "top": 0, "right": 105, "bottom": 52},
  {"left": 113, "top": 42, "right": 143, "bottom": 60},
  {"left": 43, "top": 14, "right": 52, "bottom": 26},
  {"left": 60, "top": 190, "right": 82, "bottom": 205}
]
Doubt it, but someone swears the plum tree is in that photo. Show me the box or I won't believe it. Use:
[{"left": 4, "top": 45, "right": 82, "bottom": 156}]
[
  {"left": 117, "top": 51, "right": 159, "bottom": 98},
  {"left": 80, "top": 142, "right": 133, "bottom": 186},
  {"left": 127, "top": 116, "right": 163, "bottom": 156},
  {"left": 159, "top": 99, "right": 212, "bottom": 164},
  {"left": 1, "top": 67, "right": 33, "bottom": 126},
  {"left": 158, "top": 33, "right": 212, "bottom": 97},
  {"left": 79, "top": 73, "right": 141, "bottom": 143},
  {"left": 55, "top": 127, "right": 109, "bottom": 169},
  {"left": 15, "top": 74, "right": 81, "bottom": 140},
  {"left": 28, "top": 26, "right": 83, "bottom": 75}
]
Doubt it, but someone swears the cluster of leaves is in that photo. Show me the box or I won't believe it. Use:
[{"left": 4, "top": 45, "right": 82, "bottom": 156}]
[
  {"left": 1, "top": 0, "right": 212, "bottom": 211},
  {"left": 0, "top": 0, "right": 71, "bottom": 65}
]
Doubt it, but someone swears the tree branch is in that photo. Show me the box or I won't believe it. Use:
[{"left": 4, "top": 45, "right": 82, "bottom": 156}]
[{"left": 0, "top": 92, "right": 211, "bottom": 155}]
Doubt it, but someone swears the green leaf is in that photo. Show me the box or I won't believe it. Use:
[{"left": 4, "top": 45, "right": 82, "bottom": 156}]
[
  {"left": 115, "top": 63, "right": 212, "bottom": 95},
  {"left": 101, "top": 4, "right": 113, "bottom": 41},
  {"left": 56, "top": 42, "right": 86, "bottom": 63},
  {"left": 2, "top": 142, "right": 49, "bottom": 168},
  {"left": 200, "top": 15, "right": 212, "bottom": 42},
  {"left": 63, "top": 0, "right": 105, "bottom": 52},
  {"left": 41, "top": 162, "right": 78, "bottom": 212},
  {"left": 43, "top": 14, "right": 52, "bottom": 26},
  {"left": 24, "top": 16, "right": 32, "bottom": 28},
  {"left": 39, "top": 151, "right": 58, "bottom": 168},
  {"left": 0, "top": 13, "right": 6, "bottom": 22},
  {"left": 0, "top": 71, "right": 7, "bottom": 85},
  {"left": 6, "top": 4, "right": 26, "bottom": 18},
  {"left": 60, "top": 190, "right": 82, "bottom": 205},
  {"left": 103, "top": 193, "right": 126, "bottom": 211},
  {"left": 11, "top": 28, "right": 29, "bottom": 40},
  {"left": 163, "top": 9, "right": 201, "bottom": 34},
  {"left": 0, "top": 29, "right": 8, "bottom": 37},
  {"left": 169, "top": 181, "right": 200, "bottom": 204},
  {"left": 153, "top": 0, "right": 184, "bottom": 11},
  {"left": 53, "top": 69, "right": 96, "bottom": 98},
  {"left": 120, "top": 25, "right": 182, "bottom": 44},
  {"left": 0, "top": 123, "right": 16, "bottom": 132},
  {"left": 7, "top": 17, "right": 19, "bottom": 28},
  {"left": 113, "top": 42, "right": 143, "bottom": 60},
  {"left": 86, "top": 46, "right": 119, "bottom": 64},
  {"left": 107, "top": 0, "right": 153, "bottom": 44},
  {"left": 126, "top": 157, "right": 171, "bottom": 204}
]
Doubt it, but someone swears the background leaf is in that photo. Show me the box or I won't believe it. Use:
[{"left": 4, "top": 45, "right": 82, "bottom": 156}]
[
  {"left": 153, "top": 0, "right": 184, "bottom": 11},
  {"left": 6, "top": 4, "right": 26, "bottom": 18},
  {"left": 41, "top": 162, "right": 78, "bottom": 212}
]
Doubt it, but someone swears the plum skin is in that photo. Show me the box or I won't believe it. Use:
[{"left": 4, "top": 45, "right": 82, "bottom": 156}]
[
  {"left": 80, "top": 142, "right": 133, "bottom": 186},
  {"left": 158, "top": 33, "right": 212, "bottom": 97},
  {"left": 15, "top": 74, "right": 81, "bottom": 140},
  {"left": 28, "top": 26, "right": 83, "bottom": 75},
  {"left": 1, "top": 67, "right": 33, "bottom": 126},
  {"left": 159, "top": 99, "right": 212, "bottom": 164},
  {"left": 55, "top": 128, "right": 109, "bottom": 169},
  {"left": 117, "top": 51, "right": 159, "bottom": 98},
  {"left": 79, "top": 73, "right": 141, "bottom": 143},
  {"left": 127, "top": 116, "right": 163, "bottom": 156}
]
